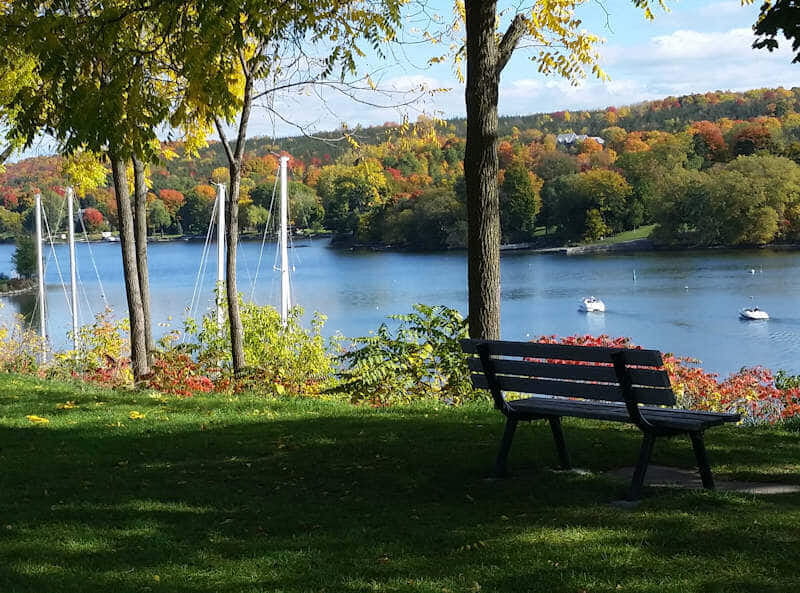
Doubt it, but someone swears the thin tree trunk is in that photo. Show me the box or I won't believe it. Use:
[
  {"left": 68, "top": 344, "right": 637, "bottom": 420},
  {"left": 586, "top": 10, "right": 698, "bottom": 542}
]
[
  {"left": 109, "top": 154, "right": 149, "bottom": 380},
  {"left": 215, "top": 69, "right": 255, "bottom": 373},
  {"left": 464, "top": 4, "right": 527, "bottom": 340},
  {"left": 226, "top": 160, "right": 245, "bottom": 371},
  {"left": 464, "top": 0, "right": 501, "bottom": 340},
  {"left": 132, "top": 155, "right": 154, "bottom": 363}
]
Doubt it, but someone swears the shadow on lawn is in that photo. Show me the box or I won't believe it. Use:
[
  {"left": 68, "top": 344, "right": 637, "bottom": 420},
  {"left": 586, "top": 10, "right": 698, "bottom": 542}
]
[{"left": 1, "top": 410, "right": 799, "bottom": 593}]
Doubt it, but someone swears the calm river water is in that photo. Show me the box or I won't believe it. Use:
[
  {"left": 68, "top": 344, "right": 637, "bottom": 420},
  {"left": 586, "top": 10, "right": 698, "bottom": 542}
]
[{"left": 1, "top": 239, "right": 799, "bottom": 377}]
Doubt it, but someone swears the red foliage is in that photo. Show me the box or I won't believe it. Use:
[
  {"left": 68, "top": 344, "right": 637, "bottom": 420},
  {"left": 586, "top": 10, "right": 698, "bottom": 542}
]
[
  {"left": 1, "top": 187, "right": 19, "bottom": 209},
  {"left": 690, "top": 120, "right": 727, "bottom": 160},
  {"left": 146, "top": 352, "right": 215, "bottom": 397},
  {"left": 82, "top": 207, "right": 104, "bottom": 230},
  {"left": 532, "top": 334, "right": 800, "bottom": 423},
  {"left": 158, "top": 188, "right": 185, "bottom": 215},
  {"left": 385, "top": 167, "right": 403, "bottom": 181}
]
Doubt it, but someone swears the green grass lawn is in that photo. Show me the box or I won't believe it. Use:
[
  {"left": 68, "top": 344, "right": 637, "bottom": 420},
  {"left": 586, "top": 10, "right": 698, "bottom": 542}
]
[
  {"left": 2, "top": 374, "right": 800, "bottom": 593},
  {"left": 589, "top": 225, "right": 656, "bottom": 246}
]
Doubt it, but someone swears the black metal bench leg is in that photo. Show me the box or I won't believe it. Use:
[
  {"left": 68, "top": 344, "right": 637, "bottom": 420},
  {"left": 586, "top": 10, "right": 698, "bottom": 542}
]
[
  {"left": 494, "top": 417, "right": 518, "bottom": 477},
  {"left": 690, "top": 431, "right": 715, "bottom": 490},
  {"left": 628, "top": 432, "right": 656, "bottom": 501},
  {"left": 548, "top": 417, "right": 571, "bottom": 469}
]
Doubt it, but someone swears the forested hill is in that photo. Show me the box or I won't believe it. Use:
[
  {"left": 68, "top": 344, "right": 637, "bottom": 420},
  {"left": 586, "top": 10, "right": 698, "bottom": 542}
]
[
  {"left": 247, "top": 86, "right": 799, "bottom": 163},
  {"left": 3, "top": 85, "right": 800, "bottom": 252}
]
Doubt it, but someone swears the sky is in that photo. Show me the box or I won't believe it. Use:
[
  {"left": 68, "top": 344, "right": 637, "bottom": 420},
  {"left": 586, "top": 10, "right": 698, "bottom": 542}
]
[
  {"left": 13, "top": 0, "right": 800, "bottom": 159},
  {"left": 253, "top": 0, "right": 799, "bottom": 142}
]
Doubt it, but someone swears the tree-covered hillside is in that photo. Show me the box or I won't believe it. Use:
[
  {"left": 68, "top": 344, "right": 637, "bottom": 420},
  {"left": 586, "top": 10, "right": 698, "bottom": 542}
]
[{"left": 3, "top": 86, "right": 800, "bottom": 250}]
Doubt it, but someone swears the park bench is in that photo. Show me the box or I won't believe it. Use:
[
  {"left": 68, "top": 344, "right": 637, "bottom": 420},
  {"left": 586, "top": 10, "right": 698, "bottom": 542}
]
[{"left": 461, "top": 339, "right": 740, "bottom": 500}]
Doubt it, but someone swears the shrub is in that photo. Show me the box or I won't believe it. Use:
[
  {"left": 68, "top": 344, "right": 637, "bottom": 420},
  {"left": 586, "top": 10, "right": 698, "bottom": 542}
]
[
  {"left": 535, "top": 334, "right": 800, "bottom": 424},
  {"left": 184, "top": 298, "right": 334, "bottom": 396},
  {"left": 51, "top": 309, "right": 132, "bottom": 388},
  {"left": 0, "top": 311, "right": 48, "bottom": 373},
  {"left": 146, "top": 335, "right": 214, "bottom": 397},
  {"left": 334, "top": 304, "right": 473, "bottom": 405}
]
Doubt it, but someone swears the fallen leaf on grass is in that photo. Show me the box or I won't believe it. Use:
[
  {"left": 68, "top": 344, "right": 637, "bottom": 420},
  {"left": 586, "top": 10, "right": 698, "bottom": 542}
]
[
  {"left": 129, "top": 411, "right": 146, "bottom": 420},
  {"left": 26, "top": 415, "right": 49, "bottom": 424},
  {"left": 56, "top": 401, "right": 77, "bottom": 410}
]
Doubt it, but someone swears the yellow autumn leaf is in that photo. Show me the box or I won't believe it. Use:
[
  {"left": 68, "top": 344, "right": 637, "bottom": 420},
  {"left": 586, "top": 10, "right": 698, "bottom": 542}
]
[
  {"left": 56, "top": 401, "right": 77, "bottom": 410},
  {"left": 26, "top": 415, "right": 49, "bottom": 424},
  {"left": 129, "top": 411, "right": 146, "bottom": 420}
]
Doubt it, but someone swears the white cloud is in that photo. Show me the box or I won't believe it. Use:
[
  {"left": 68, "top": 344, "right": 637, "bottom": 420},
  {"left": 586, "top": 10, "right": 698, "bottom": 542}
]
[{"left": 490, "top": 26, "right": 799, "bottom": 118}]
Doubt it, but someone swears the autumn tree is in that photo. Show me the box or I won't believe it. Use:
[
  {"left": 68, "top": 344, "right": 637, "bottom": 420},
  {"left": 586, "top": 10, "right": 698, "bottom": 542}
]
[
  {"left": 171, "top": 0, "right": 406, "bottom": 372},
  {"left": 81, "top": 207, "right": 105, "bottom": 232}
]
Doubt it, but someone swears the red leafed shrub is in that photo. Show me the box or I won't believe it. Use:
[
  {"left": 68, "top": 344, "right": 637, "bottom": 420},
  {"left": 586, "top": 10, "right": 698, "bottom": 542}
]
[
  {"left": 146, "top": 351, "right": 215, "bottom": 397},
  {"left": 533, "top": 335, "right": 800, "bottom": 424}
]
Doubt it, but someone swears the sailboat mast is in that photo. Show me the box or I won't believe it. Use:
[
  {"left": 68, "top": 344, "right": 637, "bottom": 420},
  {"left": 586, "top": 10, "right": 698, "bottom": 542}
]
[
  {"left": 279, "top": 156, "right": 290, "bottom": 325},
  {"left": 216, "top": 183, "right": 226, "bottom": 331},
  {"left": 34, "top": 193, "right": 46, "bottom": 348},
  {"left": 66, "top": 187, "right": 78, "bottom": 350}
]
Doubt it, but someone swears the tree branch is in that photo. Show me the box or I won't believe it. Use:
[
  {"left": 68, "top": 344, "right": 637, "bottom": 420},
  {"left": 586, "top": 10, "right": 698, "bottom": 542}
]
[
  {"left": 497, "top": 14, "right": 527, "bottom": 74},
  {"left": 0, "top": 143, "right": 14, "bottom": 166},
  {"left": 214, "top": 117, "right": 236, "bottom": 166}
]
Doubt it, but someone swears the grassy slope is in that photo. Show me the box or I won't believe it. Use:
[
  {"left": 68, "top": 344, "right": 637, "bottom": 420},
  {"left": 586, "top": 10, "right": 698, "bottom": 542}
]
[
  {"left": 588, "top": 225, "right": 657, "bottom": 246},
  {"left": 1, "top": 374, "right": 800, "bottom": 593}
]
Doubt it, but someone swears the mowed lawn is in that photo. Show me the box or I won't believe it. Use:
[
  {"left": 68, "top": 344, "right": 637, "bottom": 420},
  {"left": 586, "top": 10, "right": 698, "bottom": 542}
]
[{"left": 1, "top": 374, "right": 800, "bottom": 593}]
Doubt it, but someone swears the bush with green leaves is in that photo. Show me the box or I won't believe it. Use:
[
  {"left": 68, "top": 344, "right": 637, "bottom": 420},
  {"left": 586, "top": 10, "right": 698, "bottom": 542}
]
[
  {"left": 184, "top": 298, "right": 334, "bottom": 396},
  {"left": 334, "top": 304, "right": 475, "bottom": 405},
  {"left": 51, "top": 309, "right": 132, "bottom": 388}
]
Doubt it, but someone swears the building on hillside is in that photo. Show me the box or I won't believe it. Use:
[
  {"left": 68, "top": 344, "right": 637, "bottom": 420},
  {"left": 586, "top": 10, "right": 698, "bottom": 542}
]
[{"left": 556, "top": 133, "right": 605, "bottom": 146}]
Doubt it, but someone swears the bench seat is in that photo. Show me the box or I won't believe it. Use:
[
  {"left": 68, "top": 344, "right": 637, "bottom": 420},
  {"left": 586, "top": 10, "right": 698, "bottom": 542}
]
[{"left": 506, "top": 396, "right": 737, "bottom": 432}]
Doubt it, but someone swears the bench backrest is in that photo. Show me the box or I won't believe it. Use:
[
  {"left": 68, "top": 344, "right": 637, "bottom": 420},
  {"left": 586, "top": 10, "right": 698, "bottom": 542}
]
[{"left": 461, "top": 339, "right": 675, "bottom": 415}]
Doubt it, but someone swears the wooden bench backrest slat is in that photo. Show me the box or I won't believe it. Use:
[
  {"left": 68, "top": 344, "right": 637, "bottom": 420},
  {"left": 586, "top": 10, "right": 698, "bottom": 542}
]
[
  {"left": 461, "top": 339, "right": 664, "bottom": 367},
  {"left": 466, "top": 358, "right": 672, "bottom": 388},
  {"left": 461, "top": 339, "right": 676, "bottom": 409},
  {"left": 469, "top": 374, "right": 673, "bottom": 406}
]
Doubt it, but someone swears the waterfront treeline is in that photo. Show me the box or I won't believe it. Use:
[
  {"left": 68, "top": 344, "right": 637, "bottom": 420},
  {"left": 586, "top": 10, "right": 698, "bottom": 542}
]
[{"left": 4, "top": 86, "right": 800, "bottom": 249}]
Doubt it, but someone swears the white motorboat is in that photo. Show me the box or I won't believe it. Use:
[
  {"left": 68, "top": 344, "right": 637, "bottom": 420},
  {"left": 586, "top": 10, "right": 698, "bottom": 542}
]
[
  {"left": 579, "top": 296, "right": 605, "bottom": 313},
  {"left": 740, "top": 307, "right": 769, "bottom": 320}
]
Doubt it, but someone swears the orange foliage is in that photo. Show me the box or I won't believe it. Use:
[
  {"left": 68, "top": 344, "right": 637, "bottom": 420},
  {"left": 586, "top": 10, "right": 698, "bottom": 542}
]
[{"left": 158, "top": 189, "right": 185, "bottom": 215}]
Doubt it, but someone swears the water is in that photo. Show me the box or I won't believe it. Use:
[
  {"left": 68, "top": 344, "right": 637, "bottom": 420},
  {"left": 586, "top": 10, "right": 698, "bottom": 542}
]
[{"left": 1, "top": 239, "right": 798, "bottom": 377}]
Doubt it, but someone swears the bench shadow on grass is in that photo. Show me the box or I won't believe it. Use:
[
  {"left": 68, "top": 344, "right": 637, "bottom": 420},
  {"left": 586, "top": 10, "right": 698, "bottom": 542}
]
[{"left": 1, "top": 412, "right": 799, "bottom": 593}]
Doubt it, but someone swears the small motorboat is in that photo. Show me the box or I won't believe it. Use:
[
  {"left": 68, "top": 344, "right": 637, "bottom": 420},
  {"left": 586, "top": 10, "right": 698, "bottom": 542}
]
[
  {"left": 740, "top": 307, "right": 769, "bottom": 320},
  {"left": 579, "top": 296, "right": 605, "bottom": 313}
]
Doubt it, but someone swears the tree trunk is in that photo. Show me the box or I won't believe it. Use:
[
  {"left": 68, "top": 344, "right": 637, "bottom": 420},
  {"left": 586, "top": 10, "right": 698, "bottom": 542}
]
[
  {"left": 217, "top": 71, "right": 255, "bottom": 374},
  {"left": 464, "top": 0, "right": 501, "bottom": 340},
  {"left": 226, "top": 160, "right": 245, "bottom": 372},
  {"left": 132, "top": 156, "right": 154, "bottom": 363},
  {"left": 109, "top": 154, "right": 149, "bottom": 380}
]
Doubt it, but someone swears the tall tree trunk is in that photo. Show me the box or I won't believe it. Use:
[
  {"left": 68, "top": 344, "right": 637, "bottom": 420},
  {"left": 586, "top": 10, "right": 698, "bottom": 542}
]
[
  {"left": 109, "top": 154, "right": 149, "bottom": 380},
  {"left": 464, "top": 4, "right": 527, "bottom": 339},
  {"left": 465, "top": 0, "right": 501, "bottom": 340},
  {"left": 132, "top": 155, "right": 154, "bottom": 364},
  {"left": 226, "top": 158, "right": 245, "bottom": 372},
  {"left": 216, "top": 70, "right": 255, "bottom": 373}
]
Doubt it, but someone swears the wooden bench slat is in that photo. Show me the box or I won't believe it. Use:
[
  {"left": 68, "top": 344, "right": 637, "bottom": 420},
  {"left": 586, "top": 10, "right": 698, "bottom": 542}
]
[
  {"left": 470, "top": 373, "right": 675, "bottom": 406},
  {"left": 461, "top": 339, "right": 663, "bottom": 367},
  {"left": 466, "top": 357, "right": 672, "bottom": 388}
]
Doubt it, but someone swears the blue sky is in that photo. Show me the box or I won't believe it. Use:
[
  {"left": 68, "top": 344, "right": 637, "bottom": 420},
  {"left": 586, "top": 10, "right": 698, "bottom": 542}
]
[{"left": 253, "top": 0, "right": 798, "bottom": 141}]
